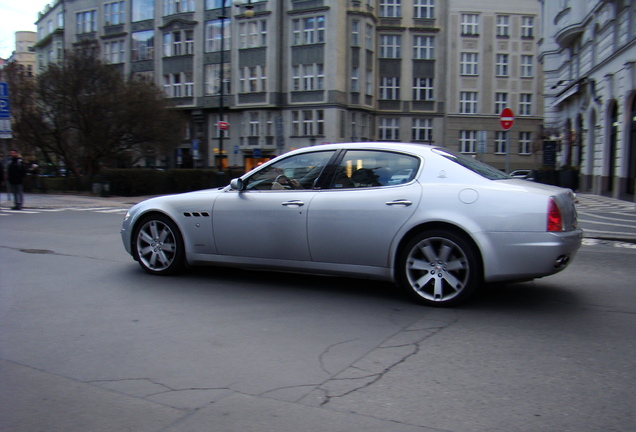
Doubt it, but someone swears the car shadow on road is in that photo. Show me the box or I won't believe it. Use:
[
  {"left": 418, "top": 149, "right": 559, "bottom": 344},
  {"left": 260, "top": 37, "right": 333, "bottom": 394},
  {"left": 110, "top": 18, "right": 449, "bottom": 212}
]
[
  {"left": 124, "top": 264, "right": 413, "bottom": 305},
  {"left": 469, "top": 281, "right": 583, "bottom": 312},
  {"left": 120, "top": 264, "right": 582, "bottom": 312}
]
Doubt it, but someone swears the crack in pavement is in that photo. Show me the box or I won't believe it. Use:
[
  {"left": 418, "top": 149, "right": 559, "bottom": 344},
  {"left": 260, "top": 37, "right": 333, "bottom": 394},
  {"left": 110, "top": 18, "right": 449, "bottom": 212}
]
[{"left": 299, "top": 313, "right": 459, "bottom": 408}]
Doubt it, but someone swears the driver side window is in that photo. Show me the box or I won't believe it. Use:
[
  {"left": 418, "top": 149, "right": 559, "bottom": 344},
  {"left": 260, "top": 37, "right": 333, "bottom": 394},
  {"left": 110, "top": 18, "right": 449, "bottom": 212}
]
[{"left": 243, "top": 151, "right": 335, "bottom": 190}]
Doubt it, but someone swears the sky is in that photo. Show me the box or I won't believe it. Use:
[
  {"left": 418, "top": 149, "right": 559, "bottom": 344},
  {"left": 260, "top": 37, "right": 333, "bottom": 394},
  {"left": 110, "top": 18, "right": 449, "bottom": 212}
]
[{"left": 0, "top": 0, "right": 48, "bottom": 59}]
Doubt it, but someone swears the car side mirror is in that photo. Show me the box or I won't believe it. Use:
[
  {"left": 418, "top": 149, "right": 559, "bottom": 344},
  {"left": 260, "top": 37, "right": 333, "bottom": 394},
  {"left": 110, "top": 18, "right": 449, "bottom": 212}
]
[{"left": 230, "top": 178, "right": 244, "bottom": 191}]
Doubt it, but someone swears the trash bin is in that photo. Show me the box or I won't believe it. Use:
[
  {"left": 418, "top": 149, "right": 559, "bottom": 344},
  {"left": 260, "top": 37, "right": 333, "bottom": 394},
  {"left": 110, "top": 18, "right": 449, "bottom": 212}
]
[
  {"left": 101, "top": 182, "right": 110, "bottom": 197},
  {"left": 92, "top": 183, "right": 102, "bottom": 196}
]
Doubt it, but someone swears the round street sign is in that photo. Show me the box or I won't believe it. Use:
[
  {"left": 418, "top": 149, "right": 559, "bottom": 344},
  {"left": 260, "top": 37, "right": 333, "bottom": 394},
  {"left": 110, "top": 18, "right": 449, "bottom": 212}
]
[
  {"left": 218, "top": 121, "right": 229, "bottom": 130},
  {"left": 499, "top": 108, "right": 515, "bottom": 130}
]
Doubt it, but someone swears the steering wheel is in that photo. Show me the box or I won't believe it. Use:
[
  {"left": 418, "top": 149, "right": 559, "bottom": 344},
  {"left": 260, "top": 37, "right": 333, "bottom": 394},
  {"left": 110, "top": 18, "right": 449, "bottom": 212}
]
[{"left": 274, "top": 174, "right": 293, "bottom": 189}]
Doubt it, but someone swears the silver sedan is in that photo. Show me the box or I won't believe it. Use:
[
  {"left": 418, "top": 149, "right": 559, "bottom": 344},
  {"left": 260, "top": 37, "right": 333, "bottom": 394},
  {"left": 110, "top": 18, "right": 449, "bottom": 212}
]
[{"left": 121, "top": 143, "right": 582, "bottom": 307}]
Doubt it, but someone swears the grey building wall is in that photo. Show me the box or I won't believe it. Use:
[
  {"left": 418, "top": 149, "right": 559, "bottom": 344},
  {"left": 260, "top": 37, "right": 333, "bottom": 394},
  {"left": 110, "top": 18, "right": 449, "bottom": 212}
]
[{"left": 34, "top": 0, "right": 544, "bottom": 173}]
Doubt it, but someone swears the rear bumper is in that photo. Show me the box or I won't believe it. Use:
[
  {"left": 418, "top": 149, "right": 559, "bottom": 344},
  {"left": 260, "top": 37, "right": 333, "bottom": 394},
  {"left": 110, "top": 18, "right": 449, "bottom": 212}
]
[{"left": 478, "top": 228, "right": 583, "bottom": 282}]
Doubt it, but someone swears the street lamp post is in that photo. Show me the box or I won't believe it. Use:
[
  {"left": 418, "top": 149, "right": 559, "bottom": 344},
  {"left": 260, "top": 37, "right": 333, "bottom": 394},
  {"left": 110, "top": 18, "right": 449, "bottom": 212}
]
[
  {"left": 217, "top": 2, "right": 228, "bottom": 175},
  {"left": 217, "top": 1, "right": 254, "bottom": 176},
  {"left": 233, "top": 0, "right": 255, "bottom": 18}
]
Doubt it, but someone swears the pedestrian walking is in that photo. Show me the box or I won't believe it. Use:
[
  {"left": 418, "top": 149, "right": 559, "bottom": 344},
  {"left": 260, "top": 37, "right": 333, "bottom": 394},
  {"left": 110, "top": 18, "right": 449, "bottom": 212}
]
[{"left": 7, "top": 150, "right": 27, "bottom": 210}]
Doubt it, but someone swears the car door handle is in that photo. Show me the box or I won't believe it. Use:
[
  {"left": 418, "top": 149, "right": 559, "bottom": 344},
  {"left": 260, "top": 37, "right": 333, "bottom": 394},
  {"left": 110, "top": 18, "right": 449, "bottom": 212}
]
[
  {"left": 282, "top": 200, "right": 305, "bottom": 207},
  {"left": 386, "top": 199, "right": 412, "bottom": 207}
]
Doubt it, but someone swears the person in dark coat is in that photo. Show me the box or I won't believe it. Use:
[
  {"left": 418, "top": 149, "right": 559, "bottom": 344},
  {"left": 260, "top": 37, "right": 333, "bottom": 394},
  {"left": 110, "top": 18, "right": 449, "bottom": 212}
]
[{"left": 7, "top": 150, "right": 26, "bottom": 210}]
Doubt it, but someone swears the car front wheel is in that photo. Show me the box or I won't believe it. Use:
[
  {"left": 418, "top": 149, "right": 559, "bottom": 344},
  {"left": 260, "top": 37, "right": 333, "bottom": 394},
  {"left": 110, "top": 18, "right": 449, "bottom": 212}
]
[
  {"left": 133, "top": 214, "right": 184, "bottom": 275},
  {"left": 398, "top": 229, "right": 481, "bottom": 307}
]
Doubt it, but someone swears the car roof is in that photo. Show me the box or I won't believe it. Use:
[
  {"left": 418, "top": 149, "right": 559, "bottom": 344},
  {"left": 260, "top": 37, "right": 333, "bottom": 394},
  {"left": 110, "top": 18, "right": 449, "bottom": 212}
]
[{"left": 288, "top": 142, "right": 437, "bottom": 155}]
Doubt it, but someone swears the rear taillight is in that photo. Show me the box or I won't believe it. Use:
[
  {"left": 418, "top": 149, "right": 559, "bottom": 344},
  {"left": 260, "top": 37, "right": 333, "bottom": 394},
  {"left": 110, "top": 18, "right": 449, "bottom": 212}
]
[{"left": 547, "top": 198, "right": 563, "bottom": 232}]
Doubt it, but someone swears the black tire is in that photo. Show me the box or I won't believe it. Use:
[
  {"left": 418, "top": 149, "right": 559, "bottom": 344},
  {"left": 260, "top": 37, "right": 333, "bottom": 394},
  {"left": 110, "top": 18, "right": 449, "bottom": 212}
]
[
  {"left": 132, "top": 214, "right": 185, "bottom": 275},
  {"left": 397, "top": 229, "right": 481, "bottom": 307}
]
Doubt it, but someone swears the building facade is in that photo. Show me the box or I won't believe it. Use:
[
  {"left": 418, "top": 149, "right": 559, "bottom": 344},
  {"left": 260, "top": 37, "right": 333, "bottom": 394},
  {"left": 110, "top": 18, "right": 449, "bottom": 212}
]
[
  {"left": 6, "top": 31, "right": 37, "bottom": 77},
  {"left": 539, "top": 0, "right": 636, "bottom": 200},
  {"left": 34, "top": 0, "right": 542, "bottom": 172}
]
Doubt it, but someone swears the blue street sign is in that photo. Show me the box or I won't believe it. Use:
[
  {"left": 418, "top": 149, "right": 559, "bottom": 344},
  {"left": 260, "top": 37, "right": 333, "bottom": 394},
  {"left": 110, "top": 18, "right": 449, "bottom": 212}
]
[
  {"left": 0, "top": 82, "right": 10, "bottom": 119},
  {"left": 0, "top": 82, "right": 12, "bottom": 138}
]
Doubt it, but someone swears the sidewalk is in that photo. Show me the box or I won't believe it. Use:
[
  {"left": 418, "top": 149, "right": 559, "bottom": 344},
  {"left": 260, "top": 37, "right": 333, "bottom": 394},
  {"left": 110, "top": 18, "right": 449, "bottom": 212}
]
[{"left": 1, "top": 192, "right": 153, "bottom": 210}]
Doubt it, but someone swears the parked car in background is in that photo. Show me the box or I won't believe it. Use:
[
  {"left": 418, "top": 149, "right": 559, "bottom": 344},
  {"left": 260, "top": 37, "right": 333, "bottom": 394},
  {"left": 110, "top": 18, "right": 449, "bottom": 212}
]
[
  {"left": 121, "top": 143, "right": 582, "bottom": 307},
  {"left": 509, "top": 169, "right": 535, "bottom": 181}
]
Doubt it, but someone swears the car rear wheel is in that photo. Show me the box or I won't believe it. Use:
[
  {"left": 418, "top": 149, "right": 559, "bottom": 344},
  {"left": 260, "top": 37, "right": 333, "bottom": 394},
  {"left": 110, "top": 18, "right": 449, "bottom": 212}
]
[
  {"left": 398, "top": 229, "right": 481, "bottom": 307},
  {"left": 133, "top": 214, "right": 184, "bottom": 275}
]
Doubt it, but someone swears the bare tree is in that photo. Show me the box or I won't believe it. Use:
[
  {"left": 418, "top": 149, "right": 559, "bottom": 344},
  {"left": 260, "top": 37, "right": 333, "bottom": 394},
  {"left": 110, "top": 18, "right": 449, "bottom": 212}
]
[{"left": 6, "top": 43, "right": 184, "bottom": 177}]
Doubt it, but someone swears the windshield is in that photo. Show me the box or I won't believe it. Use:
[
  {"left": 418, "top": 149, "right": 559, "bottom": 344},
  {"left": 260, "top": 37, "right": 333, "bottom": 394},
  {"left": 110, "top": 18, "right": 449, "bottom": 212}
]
[{"left": 432, "top": 148, "right": 511, "bottom": 180}]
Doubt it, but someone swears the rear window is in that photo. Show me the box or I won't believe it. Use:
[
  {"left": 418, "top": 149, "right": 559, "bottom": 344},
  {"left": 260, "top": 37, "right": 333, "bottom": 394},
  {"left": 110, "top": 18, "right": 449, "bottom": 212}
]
[{"left": 432, "top": 148, "right": 510, "bottom": 180}]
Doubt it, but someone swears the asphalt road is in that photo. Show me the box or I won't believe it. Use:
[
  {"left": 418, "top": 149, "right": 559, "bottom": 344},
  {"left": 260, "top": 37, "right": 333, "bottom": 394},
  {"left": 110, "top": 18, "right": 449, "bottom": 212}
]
[{"left": 1, "top": 200, "right": 635, "bottom": 432}]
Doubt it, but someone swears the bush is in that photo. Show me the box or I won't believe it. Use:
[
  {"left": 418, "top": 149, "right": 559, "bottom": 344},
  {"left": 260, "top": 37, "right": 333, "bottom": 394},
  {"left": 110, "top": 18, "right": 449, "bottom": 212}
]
[
  {"left": 103, "top": 168, "right": 246, "bottom": 196},
  {"left": 26, "top": 167, "right": 247, "bottom": 196}
]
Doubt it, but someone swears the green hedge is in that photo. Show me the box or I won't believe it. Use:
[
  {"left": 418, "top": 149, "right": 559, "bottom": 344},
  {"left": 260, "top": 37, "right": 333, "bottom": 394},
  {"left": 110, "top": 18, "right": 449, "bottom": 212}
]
[{"left": 28, "top": 168, "right": 247, "bottom": 196}]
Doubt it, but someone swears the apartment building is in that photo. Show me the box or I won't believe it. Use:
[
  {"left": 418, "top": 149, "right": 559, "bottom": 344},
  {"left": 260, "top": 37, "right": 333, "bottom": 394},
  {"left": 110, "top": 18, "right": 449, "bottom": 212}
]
[
  {"left": 34, "top": 0, "right": 542, "bottom": 172},
  {"left": 6, "top": 31, "right": 37, "bottom": 77},
  {"left": 539, "top": 1, "right": 636, "bottom": 200}
]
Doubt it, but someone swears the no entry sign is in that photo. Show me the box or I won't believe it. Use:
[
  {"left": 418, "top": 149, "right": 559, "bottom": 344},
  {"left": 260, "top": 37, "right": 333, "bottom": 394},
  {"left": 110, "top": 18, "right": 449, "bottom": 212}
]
[{"left": 499, "top": 108, "right": 515, "bottom": 130}]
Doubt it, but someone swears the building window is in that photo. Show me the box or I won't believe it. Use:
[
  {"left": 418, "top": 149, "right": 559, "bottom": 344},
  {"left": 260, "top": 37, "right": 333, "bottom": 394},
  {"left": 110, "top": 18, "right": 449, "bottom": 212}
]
[
  {"left": 379, "top": 118, "right": 400, "bottom": 140},
  {"left": 184, "top": 72, "right": 193, "bottom": 96},
  {"left": 292, "top": 64, "right": 324, "bottom": 91},
  {"left": 132, "top": 0, "right": 154, "bottom": 22},
  {"left": 380, "top": 77, "right": 400, "bottom": 100},
  {"left": 519, "top": 94, "right": 532, "bottom": 115},
  {"left": 459, "top": 91, "right": 478, "bottom": 114},
  {"left": 205, "top": 0, "right": 232, "bottom": 9},
  {"left": 292, "top": 110, "right": 324, "bottom": 136},
  {"left": 460, "top": 52, "right": 478, "bottom": 75},
  {"left": 380, "top": 0, "right": 401, "bottom": 18},
  {"left": 302, "top": 110, "right": 314, "bottom": 135},
  {"left": 521, "top": 16, "right": 534, "bottom": 38},
  {"left": 164, "top": 73, "right": 189, "bottom": 97},
  {"left": 351, "top": 20, "right": 360, "bottom": 46},
  {"left": 460, "top": 130, "right": 477, "bottom": 153},
  {"left": 495, "top": 54, "right": 509, "bottom": 77},
  {"left": 520, "top": 55, "right": 534, "bottom": 77},
  {"left": 291, "top": 111, "right": 300, "bottom": 136},
  {"left": 164, "top": 0, "right": 195, "bottom": 16},
  {"left": 131, "top": 30, "right": 154, "bottom": 61},
  {"left": 519, "top": 132, "right": 532, "bottom": 154},
  {"left": 205, "top": 63, "right": 231, "bottom": 95},
  {"left": 413, "top": 35, "right": 434, "bottom": 59},
  {"left": 496, "top": 15, "right": 509, "bottom": 37},
  {"left": 380, "top": 35, "right": 402, "bottom": 58},
  {"left": 414, "top": 0, "right": 435, "bottom": 19},
  {"left": 413, "top": 78, "right": 433, "bottom": 101},
  {"left": 249, "top": 112, "right": 260, "bottom": 136},
  {"left": 495, "top": 92, "right": 508, "bottom": 114},
  {"left": 239, "top": 20, "right": 267, "bottom": 48},
  {"left": 240, "top": 65, "right": 267, "bottom": 93},
  {"left": 104, "top": 1, "right": 125, "bottom": 26},
  {"left": 461, "top": 14, "right": 479, "bottom": 36},
  {"left": 351, "top": 67, "right": 359, "bottom": 92},
  {"left": 163, "top": 31, "right": 188, "bottom": 56},
  {"left": 206, "top": 19, "right": 231, "bottom": 52},
  {"left": 103, "top": 39, "right": 125, "bottom": 64},
  {"left": 365, "top": 24, "right": 373, "bottom": 50},
  {"left": 292, "top": 16, "right": 325, "bottom": 45},
  {"left": 365, "top": 69, "right": 373, "bottom": 95},
  {"left": 412, "top": 118, "right": 432, "bottom": 142},
  {"left": 76, "top": 10, "right": 97, "bottom": 34},
  {"left": 495, "top": 131, "right": 508, "bottom": 154}
]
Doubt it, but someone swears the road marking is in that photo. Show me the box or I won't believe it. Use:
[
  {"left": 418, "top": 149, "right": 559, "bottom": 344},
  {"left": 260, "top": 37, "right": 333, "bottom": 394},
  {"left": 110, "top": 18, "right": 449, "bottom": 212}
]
[{"left": 583, "top": 238, "right": 636, "bottom": 249}]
